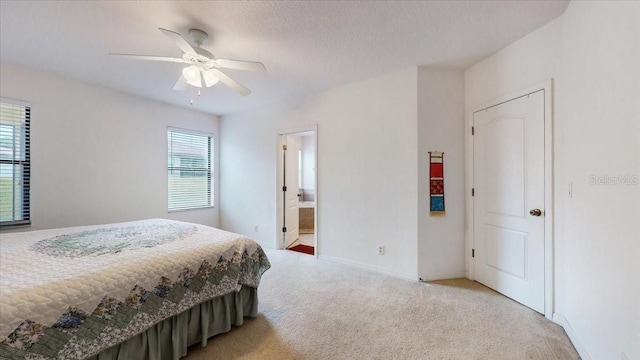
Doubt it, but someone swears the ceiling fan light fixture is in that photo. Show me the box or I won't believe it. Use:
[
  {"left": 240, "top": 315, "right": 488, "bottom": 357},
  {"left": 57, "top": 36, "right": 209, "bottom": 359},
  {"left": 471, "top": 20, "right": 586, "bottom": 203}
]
[
  {"left": 203, "top": 70, "right": 220, "bottom": 87},
  {"left": 186, "top": 78, "right": 202, "bottom": 88},
  {"left": 182, "top": 66, "right": 202, "bottom": 87}
]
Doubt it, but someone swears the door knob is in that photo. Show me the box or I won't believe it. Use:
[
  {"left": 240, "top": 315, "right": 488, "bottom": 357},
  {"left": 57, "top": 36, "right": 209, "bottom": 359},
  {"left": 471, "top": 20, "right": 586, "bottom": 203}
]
[{"left": 529, "top": 209, "right": 542, "bottom": 216}]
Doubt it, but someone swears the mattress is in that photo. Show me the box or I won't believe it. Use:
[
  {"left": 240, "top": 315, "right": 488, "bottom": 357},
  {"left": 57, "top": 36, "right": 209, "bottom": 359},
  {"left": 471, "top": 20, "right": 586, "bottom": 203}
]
[{"left": 0, "top": 219, "right": 270, "bottom": 359}]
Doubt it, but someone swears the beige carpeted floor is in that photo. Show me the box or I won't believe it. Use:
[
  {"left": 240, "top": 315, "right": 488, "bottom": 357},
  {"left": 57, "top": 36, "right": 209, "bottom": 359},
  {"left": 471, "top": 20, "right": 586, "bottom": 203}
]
[{"left": 184, "top": 248, "right": 579, "bottom": 360}]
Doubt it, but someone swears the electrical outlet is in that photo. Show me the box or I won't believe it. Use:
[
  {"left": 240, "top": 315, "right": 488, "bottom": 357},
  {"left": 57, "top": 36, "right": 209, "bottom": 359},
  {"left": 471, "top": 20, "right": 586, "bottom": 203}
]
[
  {"left": 377, "top": 245, "right": 384, "bottom": 255},
  {"left": 253, "top": 225, "right": 258, "bottom": 232}
]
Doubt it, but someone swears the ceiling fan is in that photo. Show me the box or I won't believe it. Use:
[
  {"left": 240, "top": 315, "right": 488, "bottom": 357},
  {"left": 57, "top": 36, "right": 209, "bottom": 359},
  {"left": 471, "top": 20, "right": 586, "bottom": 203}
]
[{"left": 110, "top": 28, "right": 265, "bottom": 96}]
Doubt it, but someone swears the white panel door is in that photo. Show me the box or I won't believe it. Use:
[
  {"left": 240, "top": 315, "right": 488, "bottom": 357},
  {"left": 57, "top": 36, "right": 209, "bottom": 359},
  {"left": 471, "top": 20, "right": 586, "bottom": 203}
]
[
  {"left": 284, "top": 135, "right": 300, "bottom": 248},
  {"left": 473, "top": 90, "right": 545, "bottom": 313}
]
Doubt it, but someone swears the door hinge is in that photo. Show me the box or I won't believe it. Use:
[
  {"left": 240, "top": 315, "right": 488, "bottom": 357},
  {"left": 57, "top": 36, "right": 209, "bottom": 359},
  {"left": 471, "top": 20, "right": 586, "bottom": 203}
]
[
  {"left": 472, "top": 249, "right": 475, "bottom": 258},
  {"left": 282, "top": 227, "right": 287, "bottom": 233},
  {"left": 282, "top": 186, "right": 287, "bottom": 191},
  {"left": 471, "top": 126, "right": 474, "bottom": 135},
  {"left": 282, "top": 144, "right": 287, "bottom": 151},
  {"left": 472, "top": 188, "right": 475, "bottom": 196}
]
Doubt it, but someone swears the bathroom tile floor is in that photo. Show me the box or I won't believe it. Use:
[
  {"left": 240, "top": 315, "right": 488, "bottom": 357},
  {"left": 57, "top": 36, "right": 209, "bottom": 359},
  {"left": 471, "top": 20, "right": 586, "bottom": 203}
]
[
  {"left": 289, "top": 233, "right": 314, "bottom": 248},
  {"left": 298, "top": 234, "right": 314, "bottom": 246}
]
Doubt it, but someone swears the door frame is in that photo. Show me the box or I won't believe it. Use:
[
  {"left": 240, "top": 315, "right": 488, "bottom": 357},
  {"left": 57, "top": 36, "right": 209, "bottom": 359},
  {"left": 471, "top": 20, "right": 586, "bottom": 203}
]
[
  {"left": 276, "top": 124, "right": 318, "bottom": 258},
  {"left": 465, "top": 79, "right": 553, "bottom": 319}
]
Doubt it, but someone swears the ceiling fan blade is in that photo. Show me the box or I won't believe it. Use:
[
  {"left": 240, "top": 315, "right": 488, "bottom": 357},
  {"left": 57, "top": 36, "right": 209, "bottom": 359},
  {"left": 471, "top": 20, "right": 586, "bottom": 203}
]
[
  {"left": 158, "top": 28, "right": 197, "bottom": 56},
  {"left": 215, "top": 59, "right": 266, "bottom": 72},
  {"left": 208, "top": 68, "right": 251, "bottom": 96},
  {"left": 109, "top": 53, "right": 186, "bottom": 63},
  {"left": 173, "top": 74, "right": 188, "bottom": 91}
]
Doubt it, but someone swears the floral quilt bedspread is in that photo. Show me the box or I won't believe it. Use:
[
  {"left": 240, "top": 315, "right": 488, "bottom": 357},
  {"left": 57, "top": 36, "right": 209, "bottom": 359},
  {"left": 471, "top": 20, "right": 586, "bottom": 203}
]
[{"left": 0, "top": 219, "right": 271, "bottom": 360}]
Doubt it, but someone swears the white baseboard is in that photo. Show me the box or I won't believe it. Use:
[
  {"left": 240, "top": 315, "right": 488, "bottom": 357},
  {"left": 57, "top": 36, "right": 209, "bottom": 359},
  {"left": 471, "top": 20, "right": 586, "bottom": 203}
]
[
  {"left": 418, "top": 271, "right": 466, "bottom": 282},
  {"left": 553, "top": 312, "right": 591, "bottom": 360},
  {"left": 317, "top": 254, "right": 417, "bottom": 281}
]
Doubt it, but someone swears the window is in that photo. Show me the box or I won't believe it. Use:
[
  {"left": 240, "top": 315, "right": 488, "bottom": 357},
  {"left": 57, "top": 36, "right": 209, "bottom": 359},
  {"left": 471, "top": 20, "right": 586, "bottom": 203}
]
[
  {"left": 0, "top": 98, "right": 31, "bottom": 227},
  {"left": 167, "top": 128, "right": 213, "bottom": 211}
]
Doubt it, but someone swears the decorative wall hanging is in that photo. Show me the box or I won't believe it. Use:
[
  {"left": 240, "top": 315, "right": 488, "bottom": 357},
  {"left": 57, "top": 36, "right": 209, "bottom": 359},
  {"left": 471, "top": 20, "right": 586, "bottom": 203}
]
[{"left": 429, "top": 151, "right": 445, "bottom": 216}]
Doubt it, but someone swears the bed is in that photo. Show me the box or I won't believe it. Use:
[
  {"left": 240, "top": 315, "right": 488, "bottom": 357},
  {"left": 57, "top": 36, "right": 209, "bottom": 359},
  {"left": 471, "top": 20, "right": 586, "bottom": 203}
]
[{"left": 0, "top": 219, "right": 271, "bottom": 360}]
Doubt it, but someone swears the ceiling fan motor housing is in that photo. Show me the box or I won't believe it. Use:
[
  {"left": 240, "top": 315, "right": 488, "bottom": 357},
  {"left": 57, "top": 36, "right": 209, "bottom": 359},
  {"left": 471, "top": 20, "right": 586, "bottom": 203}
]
[{"left": 188, "top": 29, "right": 208, "bottom": 46}]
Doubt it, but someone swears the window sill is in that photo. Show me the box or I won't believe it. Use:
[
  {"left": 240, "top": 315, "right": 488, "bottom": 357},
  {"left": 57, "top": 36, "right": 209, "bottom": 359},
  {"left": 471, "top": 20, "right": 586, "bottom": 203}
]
[
  {"left": 0, "top": 220, "right": 32, "bottom": 230},
  {"left": 168, "top": 206, "right": 215, "bottom": 213}
]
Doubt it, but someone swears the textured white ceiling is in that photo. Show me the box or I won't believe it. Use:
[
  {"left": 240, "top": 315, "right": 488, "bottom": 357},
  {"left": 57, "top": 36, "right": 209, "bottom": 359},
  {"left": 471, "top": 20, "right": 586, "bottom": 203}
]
[{"left": 0, "top": 1, "right": 568, "bottom": 116}]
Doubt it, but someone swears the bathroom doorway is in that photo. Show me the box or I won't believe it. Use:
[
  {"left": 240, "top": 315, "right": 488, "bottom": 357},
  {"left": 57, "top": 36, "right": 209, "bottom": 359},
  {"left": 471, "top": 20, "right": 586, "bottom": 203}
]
[{"left": 276, "top": 126, "right": 317, "bottom": 257}]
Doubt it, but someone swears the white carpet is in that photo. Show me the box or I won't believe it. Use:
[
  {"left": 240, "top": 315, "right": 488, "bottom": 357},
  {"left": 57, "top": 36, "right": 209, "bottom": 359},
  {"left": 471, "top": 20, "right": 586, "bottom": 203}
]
[{"left": 185, "top": 248, "right": 579, "bottom": 359}]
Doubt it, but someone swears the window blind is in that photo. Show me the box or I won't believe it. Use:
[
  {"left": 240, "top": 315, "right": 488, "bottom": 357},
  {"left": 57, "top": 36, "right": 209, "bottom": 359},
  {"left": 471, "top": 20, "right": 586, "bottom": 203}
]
[
  {"left": 0, "top": 98, "right": 31, "bottom": 227},
  {"left": 167, "top": 128, "right": 213, "bottom": 211}
]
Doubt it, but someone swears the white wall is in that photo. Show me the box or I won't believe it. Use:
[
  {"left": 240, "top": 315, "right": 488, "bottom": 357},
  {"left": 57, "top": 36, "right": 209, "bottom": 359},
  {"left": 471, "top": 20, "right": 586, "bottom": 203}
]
[
  {"left": 417, "top": 68, "right": 466, "bottom": 281},
  {"left": 300, "top": 135, "right": 315, "bottom": 191},
  {"left": 220, "top": 67, "right": 419, "bottom": 279},
  {"left": 465, "top": 2, "right": 640, "bottom": 359},
  {"left": 0, "top": 63, "right": 220, "bottom": 231}
]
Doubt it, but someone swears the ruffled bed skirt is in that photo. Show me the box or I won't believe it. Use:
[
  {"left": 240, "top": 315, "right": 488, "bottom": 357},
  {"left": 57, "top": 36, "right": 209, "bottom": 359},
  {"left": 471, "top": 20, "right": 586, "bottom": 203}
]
[{"left": 89, "top": 286, "right": 258, "bottom": 360}]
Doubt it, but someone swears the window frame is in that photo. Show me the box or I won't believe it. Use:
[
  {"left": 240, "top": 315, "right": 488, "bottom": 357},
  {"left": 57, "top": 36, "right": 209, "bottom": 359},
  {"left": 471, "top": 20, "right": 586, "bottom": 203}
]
[
  {"left": 167, "top": 127, "right": 214, "bottom": 212},
  {"left": 0, "top": 97, "right": 31, "bottom": 228}
]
